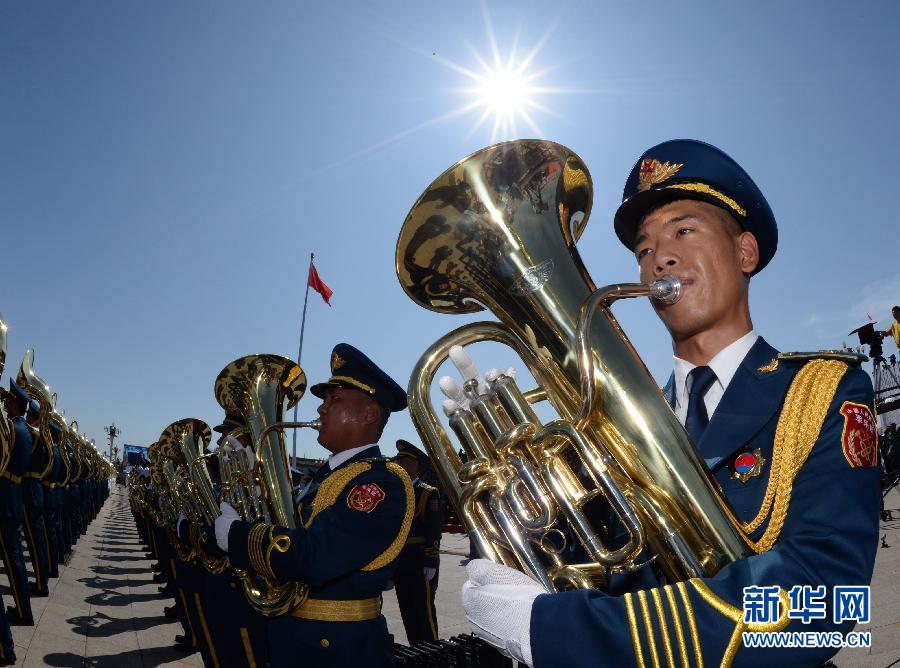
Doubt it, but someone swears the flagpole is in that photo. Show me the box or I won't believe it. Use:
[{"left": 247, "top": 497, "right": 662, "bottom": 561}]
[{"left": 292, "top": 252, "right": 314, "bottom": 465}]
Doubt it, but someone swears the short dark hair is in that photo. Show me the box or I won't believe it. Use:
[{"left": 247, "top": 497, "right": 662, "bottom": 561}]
[{"left": 893, "top": 305, "right": 900, "bottom": 312}]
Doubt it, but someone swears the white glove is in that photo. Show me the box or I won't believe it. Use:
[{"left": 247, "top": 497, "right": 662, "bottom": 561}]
[
  {"left": 424, "top": 567, "right": 437, "bottom": 581},
  {"left": 214, "top": 501, "right": 240, "bottom": 552},
  {"left": 461, "top": 559, "right": 543, "bottom": 668}
]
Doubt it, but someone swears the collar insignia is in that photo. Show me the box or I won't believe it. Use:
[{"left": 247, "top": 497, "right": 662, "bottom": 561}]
[
  {"left": 331, "top": 352, "right": 345, "bottom": 371},
  {"left": 638, "top": 158, "right": 683, "bottom": 192},
  {"left": 757, "top": 358, "right": 779, "bottom": 373},
  {"left": 730, "top": 448, "right": 766, "bottom": 484}
]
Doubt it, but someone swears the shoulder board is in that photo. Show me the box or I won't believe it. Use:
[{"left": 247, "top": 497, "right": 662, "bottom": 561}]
[
  {"left": 777, "top": 350, "right": 868, "bottom": 366},
  {"left": 360, "top": 456, "right": 389, "bottom": 464}
]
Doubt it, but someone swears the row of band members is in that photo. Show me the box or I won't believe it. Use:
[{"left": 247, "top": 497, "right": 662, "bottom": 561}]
[{"left": 0, "top": 383, "right": 110, "bottom": 665}]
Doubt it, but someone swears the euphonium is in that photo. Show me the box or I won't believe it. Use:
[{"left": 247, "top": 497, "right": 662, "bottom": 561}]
[
  {"left": 213, "top": 354, "right": 320, "bottom": 616},
  {"left": 17, "top": 349, "right": 64, "bottom": 481},
  {"left": 159, "top": 418, "right": 228, "bottom": 573},
  {"left": 160, "top": 419, "right": 218, "bottom": 524},
  {"left": 397, "top": 140, "right": 751, "bottom": 591}
]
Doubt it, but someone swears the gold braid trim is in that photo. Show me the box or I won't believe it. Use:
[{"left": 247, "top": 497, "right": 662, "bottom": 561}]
[
  {"left": 662, "top": 585, "right": 690, "bottom": 668},
  {"left": 675, "top": 582, "right": 703, "bottom": 668},
  {"left": 665, "top": 183, "right": 747, "bottom": 217},
  {"left": 637, "top": 590, "right": 661, "bottom": 668},
  {"left": 362, "top": 462, "right": 414, "bottom": 571},
  {"left": 248, "top": 523, "right": 269, "bottom": 577},
  {"left": 263, "top": 527, "right": 291, "bottom": 581},
  {"left": 304, "top": 462, "right": 372, "bottom": 528},
  {"left": 689, "top": 579, "right": 790, "bottom": 668},
  {"left": 650, "top": 588, "right": 675, "bottom": 668},
  {"left": 624, "top": 593, "right": 647, "bottom": 668},
  {"left": 742, "top": 359, "right": 848, "bottom": 552}
]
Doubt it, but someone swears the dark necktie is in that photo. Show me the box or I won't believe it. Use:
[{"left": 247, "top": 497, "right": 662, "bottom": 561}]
[{"left": 684, "top": 365, "right": 717, "bottom": 445}]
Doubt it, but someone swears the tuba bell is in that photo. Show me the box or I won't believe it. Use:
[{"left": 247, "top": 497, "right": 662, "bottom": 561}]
[
  {"left": 397, "top": 140, "right": 751, "bottom": 591},
  {"left": 17, "top": 350, "right": 65, "bottom": 482},
  {"left": 213, "top": 354, "right": 320, "bottom": 616}
]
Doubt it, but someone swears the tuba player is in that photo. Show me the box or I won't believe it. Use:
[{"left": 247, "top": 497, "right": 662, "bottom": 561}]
[
  {"left": 214, "top": 343, "right": 413, "bottom": 668},
  {"left": 461, "top": 140, "right": 881, "bottom": 667}
]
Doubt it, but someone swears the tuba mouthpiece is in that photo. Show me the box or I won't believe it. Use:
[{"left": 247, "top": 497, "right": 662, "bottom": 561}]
[{"left": 649, "top": 274, "right": 682, "bottom": 305}]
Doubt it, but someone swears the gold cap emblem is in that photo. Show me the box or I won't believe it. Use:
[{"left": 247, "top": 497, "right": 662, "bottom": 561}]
[
  {"left": 331, "top": 352, "right": 345, "bottom": 371},
  {"left": 638, "top": 158, "right": 683, "bottom": 192}
]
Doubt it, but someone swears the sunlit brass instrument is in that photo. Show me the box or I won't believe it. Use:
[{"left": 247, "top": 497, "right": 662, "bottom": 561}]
[
  {"left": 397, "top": 140, "right": 750, "bottom": 591},
  {"left": 217, "top": 431, "right": 268, "bottom": 523},
  {"left": 213, "top": 354, "right": 320, "bottom": 617},
  {"left": 158, "top": 418, "right": 228, "bottom": 572},
  {"left": 17, "top": 349, "right": 65, "bottom": 481},
  {"left": 0, "top": 314, "right": 10, "bottom": 476}
]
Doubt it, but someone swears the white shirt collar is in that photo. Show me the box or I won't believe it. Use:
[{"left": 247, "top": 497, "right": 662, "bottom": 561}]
[
  {"left": 673, "top": 330, "right": 758, "bottom": 422},
  {"left": 327, "top": 443, "right": 379, "bottom": 471}
]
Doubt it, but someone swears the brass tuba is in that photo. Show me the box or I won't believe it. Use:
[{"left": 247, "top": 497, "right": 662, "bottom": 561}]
[
  {"left": 213, "top": 354, "right": 320, "bottom": 616},
  {"left": 397, "top": 140, "right": 750, "bottom": 591},
  {"left": 17, "top": 350, "right": 65, "bottom": 482},
  {"left": 158, "top": 418, "right": 227, "bottom": 573}
]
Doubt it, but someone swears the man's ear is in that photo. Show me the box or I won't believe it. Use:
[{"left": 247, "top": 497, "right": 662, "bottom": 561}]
[
  {"left": 362, "top": 400, "right": 382, "bottom": 427},
  {"left": 737, "top": 231, "right": 759, "bottom": 275}
]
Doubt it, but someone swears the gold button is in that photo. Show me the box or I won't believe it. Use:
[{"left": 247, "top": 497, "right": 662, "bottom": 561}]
[{"left": 320, "top": 639, "right": 330, "bottom": 648}]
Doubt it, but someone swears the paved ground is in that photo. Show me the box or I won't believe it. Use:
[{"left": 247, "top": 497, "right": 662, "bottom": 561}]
[{"left": 0, "top": 485, "right": 897, "bottom": 666}]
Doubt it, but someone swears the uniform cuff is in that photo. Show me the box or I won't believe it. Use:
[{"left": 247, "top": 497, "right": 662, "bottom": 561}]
[{"left": 227, "top": 520, "right": 253, "bottom": 570}]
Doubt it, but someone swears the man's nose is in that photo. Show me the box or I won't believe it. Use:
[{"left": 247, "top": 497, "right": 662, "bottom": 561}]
[
  {"left": 317, "top": 403, "right": 327, "bottom": 417},
  {"left": 653, "top": 244, "right": 679, "bottom": 276}
]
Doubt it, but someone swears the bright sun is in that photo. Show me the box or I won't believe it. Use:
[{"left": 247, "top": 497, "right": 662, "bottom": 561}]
[{"left": 477, "top": 66, "right": 532, "bottom": 119}]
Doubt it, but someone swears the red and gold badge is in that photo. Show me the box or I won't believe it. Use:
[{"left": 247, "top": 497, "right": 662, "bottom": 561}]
[
  {"left": 637, "top": 158, "right": 683, "bottom": 191},
  {"left": 346, "top": 482, "right": 385, "bottom": 513},
  {"left": 839, "top": 401, "right": 878, "bottom": 468}
]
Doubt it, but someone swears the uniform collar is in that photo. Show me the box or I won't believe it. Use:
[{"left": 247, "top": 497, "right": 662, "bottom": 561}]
[
  {"left": 672, "top": 330, "right": 758, "bottom": 414},
  {"left": 698, "top": 336, "right": 792, "bottom": 464},
  {"left": 327, "top": 443, "right": 379, "bottom": 471}
]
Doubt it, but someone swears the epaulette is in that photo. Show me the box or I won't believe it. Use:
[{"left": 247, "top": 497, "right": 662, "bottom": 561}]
[
  {"left": 757, "top": 350, "right": 867, "bottom": 373},
  {"left": 778, "top": 350, "right": 867, "bottom": 365}
]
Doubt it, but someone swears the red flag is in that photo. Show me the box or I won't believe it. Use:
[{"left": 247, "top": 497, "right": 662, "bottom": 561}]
[{"left": 308, "top": 263, "right": 333, "bottom": 305}]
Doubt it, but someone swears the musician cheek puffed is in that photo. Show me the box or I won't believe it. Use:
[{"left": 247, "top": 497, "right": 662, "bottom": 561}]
[{"left": 455, "top": 141, "right": 880, "bottom": 667}]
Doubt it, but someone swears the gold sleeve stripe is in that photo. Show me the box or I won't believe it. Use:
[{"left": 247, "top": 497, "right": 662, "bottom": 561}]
[
  {"left": 637, "top": 590, "right": 661, "bottom": 668},
  {"left": 650, "top": 587, "right": 675, "bottom": 668},
  {"left": 742, "top": 359, "right": 848, "bottom": 552},
  {"left": 662, "top": 585, "right": 690, "bottom": 668},
  {"left": 624, "top": 593, "right": 647, "bottom": 668},
  {"left": 263, "top": 527, "right": 291, "bottom": 581},
  {"left": 362, "top": 462, "right": 415, "bottom": 571},
  {"left": 304, "top": 462, "right": 372, "bottom": 528},
  {"left": 688, "top": 579, "right": 791, "bottom": 668},
  {"left": 675, "top": 582, "right": 703, "bottom": 668}
]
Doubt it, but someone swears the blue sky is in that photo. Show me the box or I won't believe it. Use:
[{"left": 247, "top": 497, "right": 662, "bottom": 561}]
[{"left": 2, "top": 1, "right": 899, "bottom": 459}]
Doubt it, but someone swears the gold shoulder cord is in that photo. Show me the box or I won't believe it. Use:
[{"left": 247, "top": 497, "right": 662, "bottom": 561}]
[
  {"left": 740, "top": 359, "right": 848, "bottom": 553},
  {"left": 303, "top": 462, "right": 372, "bottom": 528},
  {"left": 362, "top": 462, "right": 414, "bottom": 571}
]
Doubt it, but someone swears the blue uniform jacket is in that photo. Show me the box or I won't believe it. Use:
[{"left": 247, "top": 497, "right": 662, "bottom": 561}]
[
  {"left": 530, "top": 337, "right": 881, "bottom": 668},
  {"left": 23, "top": 433, "right": 48, "bottom": 511},
  {"left": 228, "top": 445, "right": 414, "bottom": 667},
  {"left": 0, "top": 416, "right": 32, "bottom": 521}
]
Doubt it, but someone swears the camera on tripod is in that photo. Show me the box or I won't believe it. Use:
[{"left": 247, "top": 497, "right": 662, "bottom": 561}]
[{"left": 850, "top": 322, "right": 884, "bottom": 362}]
